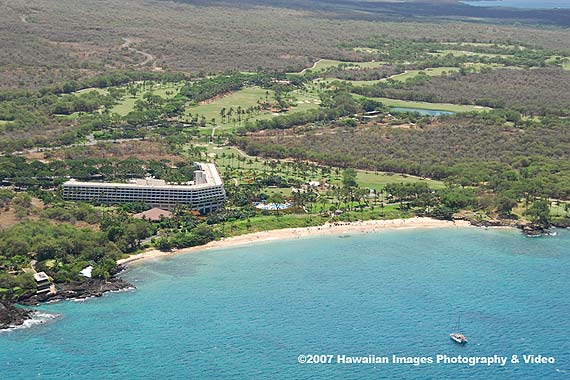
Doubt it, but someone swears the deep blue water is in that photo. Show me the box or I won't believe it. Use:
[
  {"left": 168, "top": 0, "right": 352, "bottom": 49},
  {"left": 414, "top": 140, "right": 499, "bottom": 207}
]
[
  {"left": 462, "top": 0, "right": 570, "bottom": 9},
  {"left": 390, "top": 107, "right": 455, "bottom": 116},
  {"left": 1, "top": 228, "right": 569, "bottom": 379}
]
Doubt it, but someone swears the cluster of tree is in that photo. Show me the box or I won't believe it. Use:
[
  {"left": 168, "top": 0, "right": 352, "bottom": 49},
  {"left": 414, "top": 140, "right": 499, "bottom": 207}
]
[
  {"left": 382, "top": 184, "right": 482, "bottom": 220},
  {"left": 319, "top": 65, "right": 401, "bottom": 81},
  {"left": 99, "top": 214, "right": 156, "bottom": 254},
  {"left": 154, "top": 225, "right": 216, "bottom": 251},
  {"left": 0, "top": 189, "right": 35, "bottom": 219},
  {"left": 385, "top": 182, "right": 431, "bottom": 203},
  {"left": 0, "top": 272, "right": 36, "bottom": 301},
  {"left": 0, "top": 203, "right": 158, "bottom": 300},
  {"left": 0, "top": 156, "right": 196, "bottom": 188},
  {"left": 0, "top": 221, "right": 123, "bottom": 287},
  {"left": 123, "top": 93, "right": 187, "bottom": 127},
  {"left": 52, "top": 91, "right": 117, "bottom": 115},
  {"left": 205, "top": 207, "right": 257, "bottom": 226},
  {"left": 0, "top": 189, "right": 14, "bottom": 210},
  {"left": 41, "top": 203, "right": 102, "bottom": 225}
]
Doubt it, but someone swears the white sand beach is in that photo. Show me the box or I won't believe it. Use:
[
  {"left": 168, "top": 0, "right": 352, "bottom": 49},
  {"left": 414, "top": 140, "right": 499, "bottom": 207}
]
[{"left": 118, "top": 217, "right": 472, "bottom": 266}]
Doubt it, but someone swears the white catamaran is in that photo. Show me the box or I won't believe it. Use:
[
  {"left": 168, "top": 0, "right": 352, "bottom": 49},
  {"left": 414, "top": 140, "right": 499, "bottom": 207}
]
[{"left": 450, "top": 316, "right": 468, "bottom": 344}]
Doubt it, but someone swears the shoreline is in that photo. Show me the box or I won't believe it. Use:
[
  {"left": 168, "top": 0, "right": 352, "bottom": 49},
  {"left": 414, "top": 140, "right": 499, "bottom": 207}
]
[{"left": 118, "top": 217, "right": 473, "bottom": 266}]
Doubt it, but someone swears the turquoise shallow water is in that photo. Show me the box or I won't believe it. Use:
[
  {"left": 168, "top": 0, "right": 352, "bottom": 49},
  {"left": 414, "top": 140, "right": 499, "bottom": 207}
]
[{"left": 1, "top": 228, "right": 569, "bottom": 379}]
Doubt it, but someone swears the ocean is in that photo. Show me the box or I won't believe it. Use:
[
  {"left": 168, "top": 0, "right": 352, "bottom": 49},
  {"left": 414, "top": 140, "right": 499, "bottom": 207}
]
[
  {"left": 1, "top": 228, "right": 569, "bottom": 379},
  {"left": 462, "top": 0, "right": 570, "bottom": 9}
]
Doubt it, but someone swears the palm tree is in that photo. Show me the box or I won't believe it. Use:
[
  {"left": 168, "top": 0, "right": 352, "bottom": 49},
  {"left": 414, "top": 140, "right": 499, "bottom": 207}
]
[
  {"left": 237, "top": 106, "right": 243, "bottom": 124},
  {"left": 227, "top": 107, "right": 234, "bottom": 121}
]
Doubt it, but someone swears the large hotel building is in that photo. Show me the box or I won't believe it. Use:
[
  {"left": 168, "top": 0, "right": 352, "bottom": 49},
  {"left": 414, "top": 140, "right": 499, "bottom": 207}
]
[{"left": 62, "top": 162, "right": 226, "bottom": 213}]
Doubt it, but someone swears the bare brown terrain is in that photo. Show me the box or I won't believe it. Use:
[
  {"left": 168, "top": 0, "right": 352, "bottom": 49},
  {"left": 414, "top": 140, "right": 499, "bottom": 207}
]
[{"left": 3, "top": 0, "right": 570, "bottom": 89}]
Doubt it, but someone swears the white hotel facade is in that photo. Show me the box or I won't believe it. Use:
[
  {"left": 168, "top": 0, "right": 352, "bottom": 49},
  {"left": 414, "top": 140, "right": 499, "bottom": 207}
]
[{"left": 62, "top": 162, "right": 226, "bottom": 213}]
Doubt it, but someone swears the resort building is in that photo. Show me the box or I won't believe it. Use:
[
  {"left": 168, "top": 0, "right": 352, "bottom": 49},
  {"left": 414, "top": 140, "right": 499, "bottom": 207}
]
[
  {"left": 62, "top": 162, "right": 226, "bottom": 213},
  {"left": 34, "top": 272, "right": 52, "bottom": 294}
]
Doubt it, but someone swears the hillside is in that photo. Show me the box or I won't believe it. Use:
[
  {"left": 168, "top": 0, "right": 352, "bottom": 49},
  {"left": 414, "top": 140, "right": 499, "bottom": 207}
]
[{"left": 3, "top": 0, "right": 570, "bottom": 89}]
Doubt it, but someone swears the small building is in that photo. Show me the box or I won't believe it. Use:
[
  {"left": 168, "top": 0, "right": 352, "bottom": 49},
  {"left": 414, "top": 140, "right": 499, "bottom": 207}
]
[
  {"left": 80, "top": 266, "right": 93, "bottom": 278},
  {"left": 361, "top": 110, "right": 382, "bottom": 119},
  {"left": 134, "top": 208, "right": 174, "bottom": 221},
  {"left": 34, "top": 272, "right": 52, "bottom": 294}
]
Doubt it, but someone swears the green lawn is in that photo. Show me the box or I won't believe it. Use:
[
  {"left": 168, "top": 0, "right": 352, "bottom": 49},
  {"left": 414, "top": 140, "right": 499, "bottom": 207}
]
[
  {"left": 290, "top": 90, "right": 321, "bottom": 112},
  {"left": 389, "top": 67, "right": 460, "bottom": 81},
  {"left": 356, "top": 170, "right": 445, "bottom": 190},
  {"left": 388, "top": 64, "right": 511, "bottom": 82},
  {"left": 54, "top": 113, "right": 82, "bottom": 120},
  {"left": 356, "top": 95, "right": 491, "bottom": 113},
  {"left": 74, "top": 87, "right": 109, "bottom": 95},
  {"left": 222, "top": 214, "right": 328, "bottom": 236},
  {"left": 221, "top": 203, "right": 410, "bottom": 237},
  {"left": 464, "top": 62, "right": 511, "bottom": 70},
  {"left": 550, "top": 202, "right": 569, "bottom": 217},
  {"left": 111, "top": 97, "right": 139, "bottom": 116},
  {"left": 352, "top": 47, "right": 384, "bottom": 54},
  {"left": 318, "top": 78, "right": 386, "bottom": 86},
  {"left": 429, "top": 50, "right": 510, "bottom": 58},
  {"left": 513, "top": 201, "right": 569, "bottom": 219},
  {"left": 183, "top": 87, "right": 275, "bottom": 128},
  {"left": 564, "top": 61, "right": 570, "bottom": 70},
  {"left": 345, "top": 79, "right": 387, "bottom": 86},
  {"left": 183, "top": 87, "right": 320, "bottom": 134},
  {"left": 199, "top": 145, "right": 275, "bottom": 174},
  {"left": 440, "top": 42, "right": 525, "bottom": 50},
  {"left": 546, "top": 56, "right": 570, "bottom": 70},
  {"left": 316, "top": 67, "right": 461, "bottom": 87},
  {"left": 300, "top": 59, "right": 387, "bottom": 73},
  {"left": 110, "top": 81, "right": 184, "bottom": 116}
]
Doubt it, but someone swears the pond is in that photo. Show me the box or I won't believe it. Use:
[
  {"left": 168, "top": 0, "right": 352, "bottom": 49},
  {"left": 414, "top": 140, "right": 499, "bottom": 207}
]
[{"left": 390, "top": 107, "right": 455, "bottom": 116}]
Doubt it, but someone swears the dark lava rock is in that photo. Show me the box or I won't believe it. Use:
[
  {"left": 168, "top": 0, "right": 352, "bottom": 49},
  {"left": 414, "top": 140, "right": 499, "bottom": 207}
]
[
  {"left": 552, "top": 218, "right": 570, "bottom": 228},
  {"left": 520, "top": 223, "right": 548, "bottom": 237},
  {"left": 0, "top": 301, "right": 33, "bottom": 330},
  {"left": 468, "top": 218, "right": 550, "bottom": 236},
  {"left": 470, "top": 219, "right": 505, "bottom": 228},
  {"left": 20, "top": 277, "right": 134, "bottom": 306}
]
